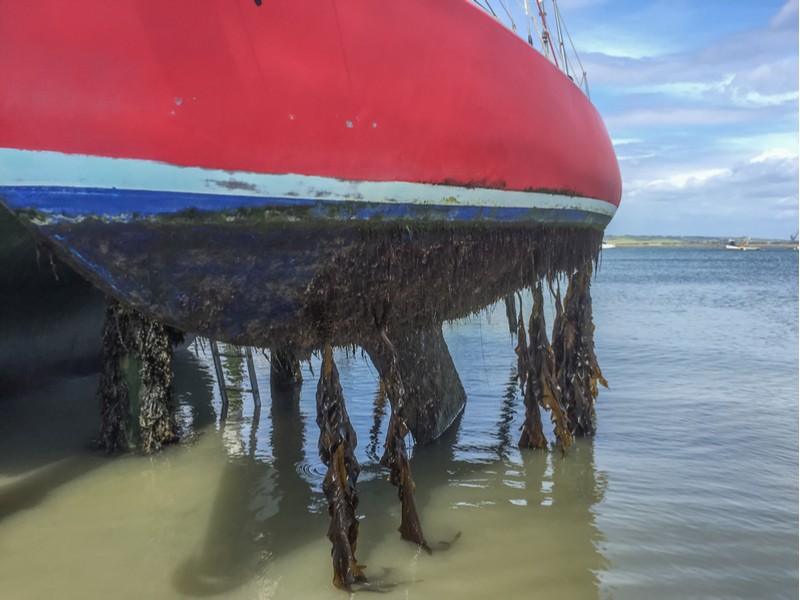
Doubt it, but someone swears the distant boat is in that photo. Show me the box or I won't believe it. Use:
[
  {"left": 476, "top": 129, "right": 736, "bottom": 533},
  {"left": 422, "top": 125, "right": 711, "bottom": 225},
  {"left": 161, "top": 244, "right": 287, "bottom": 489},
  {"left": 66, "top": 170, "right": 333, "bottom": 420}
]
[
  {"left": 601, "top": 241, "right": 616, "bottom": 249},
  {"left": 725, "top": 238, "right": 760, "bottom": 251}
]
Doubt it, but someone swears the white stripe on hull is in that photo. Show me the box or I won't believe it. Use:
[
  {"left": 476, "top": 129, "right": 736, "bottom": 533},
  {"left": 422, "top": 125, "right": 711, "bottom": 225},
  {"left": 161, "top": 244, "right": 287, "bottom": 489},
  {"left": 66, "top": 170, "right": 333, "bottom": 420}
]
[{"left": 0, "top": 148, "right": 617, "bottom": 217}]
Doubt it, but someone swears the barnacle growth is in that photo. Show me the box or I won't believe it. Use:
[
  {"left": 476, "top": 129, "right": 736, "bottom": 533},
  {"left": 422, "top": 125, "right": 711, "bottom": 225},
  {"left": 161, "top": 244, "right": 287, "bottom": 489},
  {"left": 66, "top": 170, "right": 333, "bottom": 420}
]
[{"left": 96, "top": 298, "right": 183, "bottom": 454}]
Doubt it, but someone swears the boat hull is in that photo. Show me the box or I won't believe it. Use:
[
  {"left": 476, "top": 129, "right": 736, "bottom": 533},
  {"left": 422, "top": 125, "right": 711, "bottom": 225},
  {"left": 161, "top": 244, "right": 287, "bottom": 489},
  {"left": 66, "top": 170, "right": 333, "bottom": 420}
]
[
  {"left": 23, "top": 217, "right": 603, "bottom": 349},
  {"left": 0, "top": 0, "right": 621, "bottom": 344},
  {"left": 0, "top": 149, "right": 615, "bottom": 228}
]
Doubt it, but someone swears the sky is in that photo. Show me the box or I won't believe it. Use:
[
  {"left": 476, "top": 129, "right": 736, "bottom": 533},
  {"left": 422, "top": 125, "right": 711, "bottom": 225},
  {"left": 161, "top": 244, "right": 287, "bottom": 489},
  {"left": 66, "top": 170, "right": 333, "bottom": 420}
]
[{"left": 505, "top": 0, "right": 799, "bottom": 238}]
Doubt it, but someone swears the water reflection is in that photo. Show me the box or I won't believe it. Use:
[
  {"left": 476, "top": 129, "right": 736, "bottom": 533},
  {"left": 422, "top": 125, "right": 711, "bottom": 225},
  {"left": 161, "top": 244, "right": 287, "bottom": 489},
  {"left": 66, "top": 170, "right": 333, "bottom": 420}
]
[
  {"left": 491, "top": 366, "right": 520, "bottom": 460},
  {"left": 173, "top": 352, "right": 320, "bottom": 596},
  {"left": 0, "top": 329, "right": 609, "bottom": 598},
  {"left": 173, "top": 345, "right": 218, "bottom": 433},
  {"left": 366, "top": 385, "right": 388, "bottom": 463},
  {"left": 393, "top": 425, "right": 606, "bottom": 598},
  {"left": 167, "top": 343, "right": 607, "bottom": 597}
]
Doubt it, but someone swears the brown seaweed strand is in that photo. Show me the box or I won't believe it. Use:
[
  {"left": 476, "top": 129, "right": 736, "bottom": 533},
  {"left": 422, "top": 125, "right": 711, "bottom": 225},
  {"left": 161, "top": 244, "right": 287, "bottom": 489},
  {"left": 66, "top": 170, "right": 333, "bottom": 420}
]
[
  {"left": 517, "top": 281, "right": 573, "bottom": 449},
  {"left": 98, "top": 298, "right": 132, "bottom": 453},
  {"left": 533, "top": 281, "right": 572, "bottom": 448},
  {"left": 553, "top": 263, "right": 607, "bottom": 437},
  {"left": 515, "top": 282, "right": 548, "bottom": 449},
  {"left": 378, "top": 329, "right": 431, "bottom": 554},
  {"left": 315, "top": 345, "right": 366, "bottom": 590}
]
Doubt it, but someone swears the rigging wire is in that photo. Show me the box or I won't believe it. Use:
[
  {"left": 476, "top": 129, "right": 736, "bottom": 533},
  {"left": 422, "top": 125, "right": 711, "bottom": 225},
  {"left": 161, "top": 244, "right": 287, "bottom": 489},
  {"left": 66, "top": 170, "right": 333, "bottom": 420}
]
[
  {"left": 473, "top": 0, "right": 588, "bottom": 96},
  {"left": 498, "top": 0, "right": 517, "bottom": 32},
  {"left": 551, "top": 0, "right": 569, "bottom": 77},
  {"left": 552, "top": 0, "right": 590, "bottom": 96},
  {"left": 475, "top": 0, "right": 498, "bottom": 17},
  {"left": 521, "top": 0, "right": 544, "bottom": 51},
  {"left": 521, "top": 0, "right": 534, "bottom": 46}
]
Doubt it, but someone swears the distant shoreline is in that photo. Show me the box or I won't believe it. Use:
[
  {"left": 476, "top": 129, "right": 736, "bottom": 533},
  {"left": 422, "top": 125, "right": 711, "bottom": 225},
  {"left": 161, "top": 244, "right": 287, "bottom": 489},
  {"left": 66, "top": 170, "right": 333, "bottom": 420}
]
[{"left": 603, "top": 236, "right": 799, "bottom": 249}]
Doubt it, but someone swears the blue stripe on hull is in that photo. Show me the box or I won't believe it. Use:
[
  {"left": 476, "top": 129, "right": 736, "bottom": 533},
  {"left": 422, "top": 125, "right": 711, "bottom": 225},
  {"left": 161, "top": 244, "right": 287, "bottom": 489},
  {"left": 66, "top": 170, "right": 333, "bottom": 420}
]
[{"left": 0, "top": 186, "right": 611, "bottom": 227}]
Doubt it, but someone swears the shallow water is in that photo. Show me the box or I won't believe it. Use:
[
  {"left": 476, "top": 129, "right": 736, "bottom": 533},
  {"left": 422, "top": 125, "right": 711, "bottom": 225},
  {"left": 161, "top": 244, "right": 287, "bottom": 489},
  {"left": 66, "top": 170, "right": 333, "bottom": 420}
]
[{"left": 0, "top": 247, "right": 797, "bottom": 599}]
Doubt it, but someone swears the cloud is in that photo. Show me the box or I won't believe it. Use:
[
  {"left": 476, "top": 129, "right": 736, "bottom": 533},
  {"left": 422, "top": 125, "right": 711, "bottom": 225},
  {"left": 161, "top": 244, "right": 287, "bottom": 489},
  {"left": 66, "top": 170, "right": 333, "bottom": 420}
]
[
  {"left": 770, "top": 0, "right": 799, "bottom": 28},
  {"left": 750, "top": 148, "right": 799, "bottom": 163},
  {"left": 605, "top": 107, "right": 754, "bottom": 128},
  {"left": 581, "top": 0, "right": 798, "bottom": 105},
  {"left": 612, "top": 150, "right": 799, "bottom": 237},
  {"left": 645, "top": 168, "right": 731, "bottom": 190}
]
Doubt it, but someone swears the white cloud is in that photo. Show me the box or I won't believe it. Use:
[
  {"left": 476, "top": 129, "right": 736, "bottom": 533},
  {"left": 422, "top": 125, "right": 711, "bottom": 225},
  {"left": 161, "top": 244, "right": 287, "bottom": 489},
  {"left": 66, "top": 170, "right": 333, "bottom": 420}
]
[
  {"left": 645, "top": 168, "right": 731, "bottom": 190},
  {"left": 578, "top": 33, "right": 670, "bottom": 59},
  {"left": 581, "top": 1, "right": 798, "bottom": 103},
  {"left": 732, "top": 89, "right": 799, "bottom": 108},
  {"left": 624, "top": 76, "right": 736, "bottom": 101},
  {"left": 750, "top": 148, "right": 799, "bottom": 163},
  {"left": 770, "top": 0, "right": 799, "bottom": 28},
  {"left": 611, "top": 137, "right": 641, "bottom": 145},
  {"left": 721, "top": 132, "right": 799, "bottom": 156},
  {"left": 605, "top": 107, "right": 752, "bottom": 128},
  {"left": 612, "top": 150, "right": 799, "bottom": 237}
]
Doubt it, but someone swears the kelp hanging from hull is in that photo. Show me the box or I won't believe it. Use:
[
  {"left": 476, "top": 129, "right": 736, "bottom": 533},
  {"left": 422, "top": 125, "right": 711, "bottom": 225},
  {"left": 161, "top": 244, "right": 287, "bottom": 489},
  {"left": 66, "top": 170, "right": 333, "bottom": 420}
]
[
  {"left": 514, "top": 262, "right": 607, "bottom": 450},
  {"left": 364, "top": 324, "right": 466, "bottom": 445},
  {"left": 269, "top": 346, "right": 303, "bottom": 389},
  {"left": 372, "top": 329, "right": 431, "bottom": 552},
  {"left": 515, "top": 282, "right": 573, "bottom": 450},
  {"left": 80, "top": 221, "right": 604, "bottom": 451},
  {"left": 315, "top": 345, "right": 366, "bottom": 590},
  {"left": 552, "top": 263, "right": 607, "bottom": 437}
]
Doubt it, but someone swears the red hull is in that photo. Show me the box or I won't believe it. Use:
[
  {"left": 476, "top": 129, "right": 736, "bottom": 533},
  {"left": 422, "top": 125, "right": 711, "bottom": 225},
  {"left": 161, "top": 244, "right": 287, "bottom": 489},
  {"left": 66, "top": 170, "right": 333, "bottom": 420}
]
[{"left": 0, "top": 0, "right": 620, "bottom": 207}]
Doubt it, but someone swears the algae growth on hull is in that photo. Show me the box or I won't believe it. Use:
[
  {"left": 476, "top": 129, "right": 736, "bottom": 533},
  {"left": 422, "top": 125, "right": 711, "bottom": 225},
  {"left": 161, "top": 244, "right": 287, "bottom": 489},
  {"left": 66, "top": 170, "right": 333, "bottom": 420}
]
[{"left": 37, "top": 219, "right": 603, "bottom": 348}]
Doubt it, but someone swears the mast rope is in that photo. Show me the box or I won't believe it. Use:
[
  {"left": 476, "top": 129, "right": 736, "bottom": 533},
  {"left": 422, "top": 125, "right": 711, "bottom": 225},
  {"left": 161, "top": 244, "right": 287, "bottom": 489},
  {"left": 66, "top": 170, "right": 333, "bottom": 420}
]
[{"left": 472, "top": 0, "right": 588, "bottom": 95}]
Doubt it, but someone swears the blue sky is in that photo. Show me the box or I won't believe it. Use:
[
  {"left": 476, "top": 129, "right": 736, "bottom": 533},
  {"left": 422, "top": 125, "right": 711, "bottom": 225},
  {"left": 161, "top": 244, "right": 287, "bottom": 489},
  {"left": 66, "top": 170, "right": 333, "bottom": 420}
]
[{"left": 503, "top": 0, "right": 799, "bottom": 238}]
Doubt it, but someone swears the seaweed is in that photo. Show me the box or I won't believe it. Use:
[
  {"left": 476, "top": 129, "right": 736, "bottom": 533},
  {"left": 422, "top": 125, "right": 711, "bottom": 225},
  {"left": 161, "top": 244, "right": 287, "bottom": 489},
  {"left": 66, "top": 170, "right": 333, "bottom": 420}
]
[
  {"left": 516, "top": 283, "right": 572, "bottom": 450},
  {"left": 96, "top": 298, "right": 182, "bottom": 454},
  {"left": 48, "top": 219, "right": 602, "bottom": 351},
  {"left": 374, "top": 329, "right": 431, "bottom": 553},
  {"left": 269, "top": 346, "right": 303, "bottom": 389},
  {"left": 315, "top": 345, "right": 366, "bottom": 590},
  {"left": 552, "top": 263, "right": 607, "bottom": 437},
  {"left": 131, "top": 315, "right": 181, "bottom": 453},
  {"left": 97, "top": 299, "right": 133, "bottom": 453}
]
